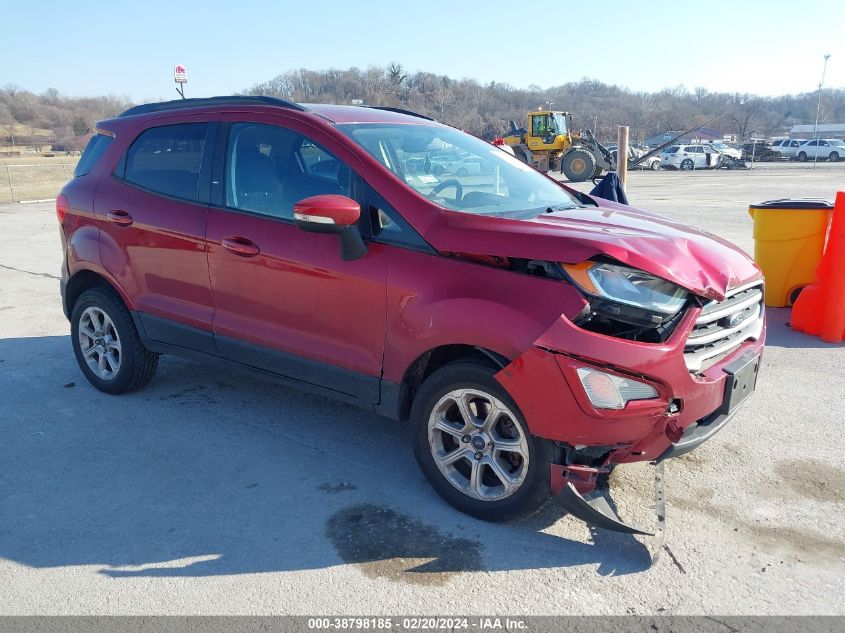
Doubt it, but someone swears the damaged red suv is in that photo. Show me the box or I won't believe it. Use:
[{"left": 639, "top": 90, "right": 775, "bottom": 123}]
[{"left": 58, "top": 97, "right": 764, "bottom": 530}]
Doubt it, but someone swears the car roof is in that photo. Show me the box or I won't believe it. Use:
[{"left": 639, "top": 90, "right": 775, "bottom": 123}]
[
  {"left": 305, "top": 104, "right": 435, "bottom": 124},
  {"left": 117, "top": 96, "right": 437, "bottom": 126}
]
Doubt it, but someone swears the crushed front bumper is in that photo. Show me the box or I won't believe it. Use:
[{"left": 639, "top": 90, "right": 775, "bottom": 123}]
[{"left": 494, "top": 306, "right": 765, "bottom": 493}]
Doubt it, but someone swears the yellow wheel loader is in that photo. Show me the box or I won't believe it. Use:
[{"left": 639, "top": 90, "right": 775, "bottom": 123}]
[{"left": 502, "top": 111, "right": 615, "bottom": 182}]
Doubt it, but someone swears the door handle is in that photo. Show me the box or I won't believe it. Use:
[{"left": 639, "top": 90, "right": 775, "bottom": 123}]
[
  {"left": 107, "top": 210, "right": 133, "bottom": 226},
  {"left": 221, "top": 236, "right": 260, "bottom": 257}
]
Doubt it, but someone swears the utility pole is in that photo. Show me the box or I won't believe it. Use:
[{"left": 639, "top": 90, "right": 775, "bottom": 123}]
[{"left": 812, "top": 53, "right": 831, "bottom": 168}]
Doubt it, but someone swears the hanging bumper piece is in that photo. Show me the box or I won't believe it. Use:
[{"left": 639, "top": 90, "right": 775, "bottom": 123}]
[{"left": 556, "top": 461, "right": 667, "bottom": 561}]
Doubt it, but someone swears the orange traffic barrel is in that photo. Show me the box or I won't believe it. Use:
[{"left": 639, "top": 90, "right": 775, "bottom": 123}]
[{"left": 791, "top": 191, "right": 845, "bottom": 343}]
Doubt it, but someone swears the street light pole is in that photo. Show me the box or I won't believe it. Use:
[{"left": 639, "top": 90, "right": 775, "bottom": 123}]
[{"left": 812, "top": 53, "right": 831, "bottom": 168}]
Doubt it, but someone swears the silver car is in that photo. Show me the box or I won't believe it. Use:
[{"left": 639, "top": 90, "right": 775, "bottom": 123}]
[{"left": 796, "top": 139, "right": 845, "bottom": 162}]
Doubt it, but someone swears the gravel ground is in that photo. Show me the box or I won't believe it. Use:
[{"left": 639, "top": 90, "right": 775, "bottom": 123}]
[{"left": 0, "top": 162, "right": 843, "bottom": 615}]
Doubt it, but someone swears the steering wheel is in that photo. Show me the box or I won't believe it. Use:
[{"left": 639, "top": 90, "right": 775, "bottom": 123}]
[{"left": 427, "top": 179, "right": 462, "bottom": 201}]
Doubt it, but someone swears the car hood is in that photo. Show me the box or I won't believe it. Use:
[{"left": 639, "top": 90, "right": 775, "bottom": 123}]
[{"left": 424, "top": 200, "right": 761, "bottom": 301}]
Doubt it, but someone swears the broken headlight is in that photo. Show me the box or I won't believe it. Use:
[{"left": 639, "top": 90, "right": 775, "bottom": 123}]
[{"left": 562, "top": 261, "right": 688, "bottom": 331}]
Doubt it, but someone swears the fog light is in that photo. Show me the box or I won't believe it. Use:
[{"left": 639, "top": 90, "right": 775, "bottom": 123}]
[{"left": 576, "top": 367, "right": 659, "bottom": 409}]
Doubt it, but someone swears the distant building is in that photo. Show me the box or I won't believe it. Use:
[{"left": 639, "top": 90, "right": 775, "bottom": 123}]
[{"left": 790, "top": 123, "right": 845, "bottom": 140}]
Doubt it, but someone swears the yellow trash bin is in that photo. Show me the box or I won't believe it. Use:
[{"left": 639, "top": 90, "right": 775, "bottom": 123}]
[{"left": 748, "top": 198, "right": 833, "bottom": 307}]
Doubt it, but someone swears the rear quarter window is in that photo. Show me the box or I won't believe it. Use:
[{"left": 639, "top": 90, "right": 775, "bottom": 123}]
[
  {"left": 120, "top": 122, "right": 208, "bottom": 202},
  {"left": 74, "top": 134, "right": 113, "bottom": 177}
]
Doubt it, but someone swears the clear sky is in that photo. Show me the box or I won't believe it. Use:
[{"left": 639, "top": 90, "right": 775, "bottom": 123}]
[{"left": 1, "top": 0, "right": 842, "bottom": 101}]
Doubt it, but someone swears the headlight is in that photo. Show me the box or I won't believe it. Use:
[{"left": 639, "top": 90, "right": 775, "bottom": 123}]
[{"left": 562, "top": 261, "right": 688, "bottom": 326}]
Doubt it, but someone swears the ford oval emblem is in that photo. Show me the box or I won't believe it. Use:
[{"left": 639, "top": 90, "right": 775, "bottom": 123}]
[{"left": 728, "top": 311, "right": 748, "bottom": 328}]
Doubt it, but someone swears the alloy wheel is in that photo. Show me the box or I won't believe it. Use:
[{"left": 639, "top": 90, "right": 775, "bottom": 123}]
[
  {"left": 427, "top": 388, "right": 530, "bottom": 501},
  {"left": 78, "top": 306, "right": 121, "bottom": 380}
]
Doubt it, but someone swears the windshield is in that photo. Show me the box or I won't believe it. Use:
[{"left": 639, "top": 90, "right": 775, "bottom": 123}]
[
  {"left": 829, "top": 140, "right": 845, "bottom": 146},
  {"left": 336, "top": 123, "right": 581, "bottom": 218}
]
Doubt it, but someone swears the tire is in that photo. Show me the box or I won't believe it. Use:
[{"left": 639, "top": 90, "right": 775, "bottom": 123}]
[
  {"left": 650, "top": 159, "right": 661, "bottom": 171},
  {"left": 456, "top": 167, "right": 468, "bottom": 177},
  {"left": 680, "top": 159, "right": 694, "bottom": 171},
  {"left": 561, "top": 149, "right": 597, "bottom": 182},
  {"left": 798, "top": 152, "right": 808, "bottom": 162},
  {"left": 70, "top": 287, "right": 159, "bottom": 394},
  {"left": 411, "top": 359, "right": 553, "bottom": 522},
  {"left": 829, "top": 152, "right": 840, "bottom": 162}
]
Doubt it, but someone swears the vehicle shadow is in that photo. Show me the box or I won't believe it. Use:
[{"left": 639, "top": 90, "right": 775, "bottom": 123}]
[
  {"left": 764, "top": 306, "right": 845, "bottom": 349},
  {"left": 0, "top": 335, "right": 652, "bottom": 582}
]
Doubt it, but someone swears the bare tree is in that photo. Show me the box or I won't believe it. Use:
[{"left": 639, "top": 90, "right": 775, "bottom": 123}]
[{"left": 729, "top": 97, "right": 764, "bottom": 140}]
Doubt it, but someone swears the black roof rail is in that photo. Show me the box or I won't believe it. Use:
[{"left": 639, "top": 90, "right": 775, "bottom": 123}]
[
  {"left": 118, "top": 95, "right": 307, "bottom": 118},
  {"left": 366, "top": 106, "right": 435, "bottom": 121}
]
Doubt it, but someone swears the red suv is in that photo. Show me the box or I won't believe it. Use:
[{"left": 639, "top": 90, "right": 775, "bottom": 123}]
[{"left": 57, "top": 97, "right": 764, "bottom": 529}]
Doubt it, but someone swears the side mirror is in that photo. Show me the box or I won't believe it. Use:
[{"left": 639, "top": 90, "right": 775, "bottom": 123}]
[
  {"left": 293, "top": 194, "right": 367, "bottom": 261},
  {"left": 294, "top": 194, "right": 360, "bottom": 233}
]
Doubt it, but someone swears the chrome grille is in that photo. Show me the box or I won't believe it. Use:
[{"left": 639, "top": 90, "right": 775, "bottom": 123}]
[{"left": 684, "top": 283, "right": 764, "bottom": 372}]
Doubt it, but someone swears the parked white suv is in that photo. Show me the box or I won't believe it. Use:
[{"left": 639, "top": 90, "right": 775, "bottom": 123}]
[
  {"left": 660, "top": 144, "right": 722, "bottom": 170},
  {"left": 796, "top": 139, "right": 845, "bottom": 162},
  {"left": 771, "top": 139, "right": 806, "bottom": 159}
]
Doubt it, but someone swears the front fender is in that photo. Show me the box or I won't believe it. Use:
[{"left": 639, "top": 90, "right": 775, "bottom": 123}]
[{"left": 381, "top": 249, "right": 585, "bottom": 383}]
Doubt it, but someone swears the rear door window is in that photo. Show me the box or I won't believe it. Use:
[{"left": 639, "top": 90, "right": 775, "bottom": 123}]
[
  {"left": 74, "top": 134, "right": 113, "bottom": 177},
  {"left": 121, "top": 123, "right": 209, "bottom": 202}
]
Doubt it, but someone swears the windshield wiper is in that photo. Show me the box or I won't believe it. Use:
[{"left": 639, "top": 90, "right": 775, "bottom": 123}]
[{"left": 544, "top": 204, "right": 582, "bottom": 213}]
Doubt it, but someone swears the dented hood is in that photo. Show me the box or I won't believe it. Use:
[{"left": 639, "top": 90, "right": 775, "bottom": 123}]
[{"left": 423, "top": 201, "right": 761, "bottom": 301}]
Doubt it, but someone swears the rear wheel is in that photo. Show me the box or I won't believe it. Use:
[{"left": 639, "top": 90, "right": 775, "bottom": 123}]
[
  {"left": 829, "top": 152, "right": 840, "bottom": 162},
  {"left": 680, "top": 159, "right": 694, "bottom": 171},
  {"left": 561, "top": 149, "right": 597, "bottom": 182},
  {"left": 411, "top": 360, "right": 552, "bottom": 522},
  {"left": 650, "top": 159, "right": 661, "bottom": 171},
  {"left": 71, "top": 287, "right": 159, "bottom": 394}
]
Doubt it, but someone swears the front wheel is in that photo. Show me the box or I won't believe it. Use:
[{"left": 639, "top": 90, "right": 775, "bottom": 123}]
[
  {"left": 650, "top": 159, "right": 661, "bottom": 171},
  {"left": 829, "top": 152, "right": 840, "bottom": 162},
  {"left": 71, "top": 287, "right": 159, "bottom": 394},
  {"left": 797, "top": 151, "right": 808, "bottom": 162},
  {"left": 680, "top": 159, "right": 694, "bottom": 171},
  {"left": 561, "top": 149, "right": 597, "bottom": 182},
  {"left": 411, "top": 359, "right": 553, "bottom": 522}
]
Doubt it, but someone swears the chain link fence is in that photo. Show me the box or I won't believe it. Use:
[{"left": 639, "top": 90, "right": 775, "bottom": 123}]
[{"left": 0, "top": 158, "right": 79, "bottom": 204}]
